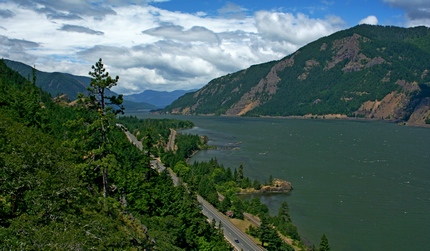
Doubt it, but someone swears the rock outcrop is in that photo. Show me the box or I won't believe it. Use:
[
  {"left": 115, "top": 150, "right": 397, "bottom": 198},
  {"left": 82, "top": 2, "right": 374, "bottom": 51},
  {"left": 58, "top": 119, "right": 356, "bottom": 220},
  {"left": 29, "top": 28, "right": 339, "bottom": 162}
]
[{"left": 259, "top": 178, "right": 293, "bottom": 193}]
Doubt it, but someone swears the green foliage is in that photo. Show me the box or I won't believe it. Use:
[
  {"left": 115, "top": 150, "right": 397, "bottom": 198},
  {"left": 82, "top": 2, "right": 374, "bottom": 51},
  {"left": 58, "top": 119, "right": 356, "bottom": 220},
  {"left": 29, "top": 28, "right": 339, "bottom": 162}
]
[
  {"left": 319, "top": 234, "right": 331, "bottom": 251},
  {"left": 248, "top": 217, "right": 294, "bottom": 251},
  {"left": 117, "top": 116, "right": 194, "bottom": 157},
  {"left": 0, "top": 60, "right": 232, "bottom": 250},
  {"left": 166, "top": 61, "right": 277, "bottom": 115},
  {"left": 271, "top": 201, "right": 301, "bottom": 241},
  {"left": 166, "top": 25, "right": 430, "bottom": 120},
  {"left": 246, "top": 197, "right": 269, "bottom": 216}
]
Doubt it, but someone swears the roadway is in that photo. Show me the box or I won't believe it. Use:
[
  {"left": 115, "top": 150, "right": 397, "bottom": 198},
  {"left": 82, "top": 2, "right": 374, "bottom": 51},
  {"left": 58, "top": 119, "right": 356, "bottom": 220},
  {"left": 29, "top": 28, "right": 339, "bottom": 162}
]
[
  {"left": 118, "top": 123, "right": 264, "bottom": 250},
  {"left": 197, "top": 195, "right": 265, "bottom": 251},
  {"left": 152, "top": 160, "right": 264, "bottom": 250}
]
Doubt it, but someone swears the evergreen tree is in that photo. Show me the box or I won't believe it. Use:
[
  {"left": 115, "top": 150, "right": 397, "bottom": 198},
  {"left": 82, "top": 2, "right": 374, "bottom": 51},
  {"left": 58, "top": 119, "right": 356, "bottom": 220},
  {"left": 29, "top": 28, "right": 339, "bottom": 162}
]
[
  {"left": 319, "top": 234, "right": 331, "bottom": 251},
  {"left": 219, "top": 195, "right": 232, "bottom": 213},
  {"left": 76, "top": 58, "right": 124, "bottom": 199},
  {"left": 238, "top": 164, "right": 244, "bottom": 181},
  {"left": 277, "top": 201, "right": 291, "bottom": 223},
  {"left": 259, "top": 217, "right": 272, "bottom": 247}
]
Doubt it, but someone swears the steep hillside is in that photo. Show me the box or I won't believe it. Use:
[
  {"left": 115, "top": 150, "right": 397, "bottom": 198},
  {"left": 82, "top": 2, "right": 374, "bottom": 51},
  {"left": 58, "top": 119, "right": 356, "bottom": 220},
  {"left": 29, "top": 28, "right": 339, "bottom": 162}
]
[
  {"left": 4, "top": 59, "right": 156, "bottom": 110},
  {"left": 0, "top": 59, "right": 232, "bottom": 250},
  {"left": 165, "top": 25, "right": 430, "bottom": 125},
  {"left": 4, "top": 59, "right": 89, "bottom": 100}
]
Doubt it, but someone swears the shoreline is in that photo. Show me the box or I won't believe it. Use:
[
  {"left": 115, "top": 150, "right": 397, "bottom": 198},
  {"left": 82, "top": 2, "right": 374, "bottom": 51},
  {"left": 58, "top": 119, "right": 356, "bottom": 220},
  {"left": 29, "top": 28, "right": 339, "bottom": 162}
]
[{"left": 163, "top": 111, "right": 430, "bottom": 128}]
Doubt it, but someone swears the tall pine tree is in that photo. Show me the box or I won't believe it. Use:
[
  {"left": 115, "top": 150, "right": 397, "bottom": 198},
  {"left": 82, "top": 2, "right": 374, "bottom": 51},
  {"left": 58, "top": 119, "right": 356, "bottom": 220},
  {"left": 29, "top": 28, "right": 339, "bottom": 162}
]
[{"left": 76, "top": 58, "right": 124, "bottom": 198}]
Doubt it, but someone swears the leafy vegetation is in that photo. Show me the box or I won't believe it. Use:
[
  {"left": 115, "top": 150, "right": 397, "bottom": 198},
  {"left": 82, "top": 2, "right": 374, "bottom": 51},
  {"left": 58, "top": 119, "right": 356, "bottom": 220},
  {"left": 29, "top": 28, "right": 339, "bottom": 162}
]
[
  {"left": 4, "top": 59, "right": 156, "bottom": 110},
  {"left": 165, "top": 25, "right": 430, "bottom": 123},
  {"left": 154, "top": 134, "right": 305, "bottom": 250},
  {"left": 0, "top": 56, "right": 330, "bottom": 250},
  {"left": 318, "top": 234, "right": 331, "bottom": 251},
  {"left": 166, "top": 61, "right": 277, "bottom": 115},
  {"left": 0, "top": 59, "right": 231, "bottom": 250}
]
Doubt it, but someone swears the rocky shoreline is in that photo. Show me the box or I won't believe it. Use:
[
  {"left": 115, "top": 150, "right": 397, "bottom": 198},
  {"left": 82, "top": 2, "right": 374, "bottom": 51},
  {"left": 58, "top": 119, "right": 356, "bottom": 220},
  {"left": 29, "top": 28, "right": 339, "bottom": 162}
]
[{"left": 239, "top": 178, "right": 293, "bottom": 194}]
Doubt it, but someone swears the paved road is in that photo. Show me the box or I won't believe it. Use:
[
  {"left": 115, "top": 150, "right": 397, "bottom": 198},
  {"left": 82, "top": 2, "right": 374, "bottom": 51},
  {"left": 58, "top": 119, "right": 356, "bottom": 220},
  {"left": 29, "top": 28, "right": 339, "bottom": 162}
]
[
  {"left": 116, "top": 123, "right": 142, "bottom": 150},
  {"left": 166, "top": 128, "right": 176, "bottom": 151},
  {"left": 154, "top": 158, "right": 264, "bottom": 250},
  {"left": 118, "top": 123, "right": 264, "bottom": 250},
  {"left": 197, "top": 195, "right": 265, "bottom": 251}
]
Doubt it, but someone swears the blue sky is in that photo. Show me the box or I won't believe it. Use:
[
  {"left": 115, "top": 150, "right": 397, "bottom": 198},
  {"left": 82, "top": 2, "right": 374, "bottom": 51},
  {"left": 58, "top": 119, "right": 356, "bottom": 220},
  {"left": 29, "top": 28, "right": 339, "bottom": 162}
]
[
  {"left": 153, "top": 0, "right": 404, "bottom": 25},
  {"left": 0, "top": 0, "right": 429, "bottom": 94}
]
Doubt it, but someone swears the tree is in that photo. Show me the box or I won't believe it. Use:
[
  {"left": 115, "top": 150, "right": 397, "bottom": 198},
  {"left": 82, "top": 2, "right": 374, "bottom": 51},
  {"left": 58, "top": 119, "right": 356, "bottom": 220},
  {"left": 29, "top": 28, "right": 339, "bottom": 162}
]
[
  {"left": 319, "top": 234, "right": 330, "bottom": 251},
  {"left": 277, "top": 201, "right": 291, "bottom": 223},
  {"left": 87, "top": 58, "right": 124, "bottom": 115},
  {"left": 79, "top": 58, "right": 124, "bottom": 198},
  {"left": 238, "top": 164, "right": 244, "bottom": 180},
  {"left": 259, "top": 217, "right": 272, "bottom": 247},
  {"left": 252, "top": 179, "right": 262, "bottom": 190},
  {"left": 219, "top": 195, "right": 231, "bottom": 213},
  {"left": 143, "top": 128, "right": 154, "bottom": 157}
]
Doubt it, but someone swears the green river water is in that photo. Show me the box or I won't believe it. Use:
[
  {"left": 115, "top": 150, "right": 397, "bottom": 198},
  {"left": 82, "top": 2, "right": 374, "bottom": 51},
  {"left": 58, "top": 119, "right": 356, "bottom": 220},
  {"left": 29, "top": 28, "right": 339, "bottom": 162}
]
[{"left": 133, "top": 113, "right": 430, "bottom": 250}]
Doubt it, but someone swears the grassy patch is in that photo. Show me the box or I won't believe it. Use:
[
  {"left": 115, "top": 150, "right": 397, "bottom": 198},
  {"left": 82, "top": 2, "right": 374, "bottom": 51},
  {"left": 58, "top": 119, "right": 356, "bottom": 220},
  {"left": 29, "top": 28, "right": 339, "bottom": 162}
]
[{"left": 228, "top": 218, "right": 262, "bottom": 246}]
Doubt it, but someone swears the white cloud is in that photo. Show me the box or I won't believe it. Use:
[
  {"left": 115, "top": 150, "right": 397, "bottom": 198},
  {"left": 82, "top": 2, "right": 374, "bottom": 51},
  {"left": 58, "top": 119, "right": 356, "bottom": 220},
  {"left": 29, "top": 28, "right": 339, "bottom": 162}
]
[
  {"left": 359, "top": 15, "right": 379, "bottom": 25},
  {"left": 254, "top": 11, "right": 344, "bottom": 46},
  {"left": 383, "top": 0, "right": 430, "bottom": 26},
  {"left": 0, "top": 1, "right": 346, "bottom": 94}
]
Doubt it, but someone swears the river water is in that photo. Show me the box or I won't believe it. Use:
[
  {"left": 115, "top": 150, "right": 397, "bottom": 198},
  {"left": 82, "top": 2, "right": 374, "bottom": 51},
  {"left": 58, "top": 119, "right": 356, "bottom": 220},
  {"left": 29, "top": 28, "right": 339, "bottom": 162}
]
[{"left": 130, "top": 113, "right": 430, "bottom": 250}]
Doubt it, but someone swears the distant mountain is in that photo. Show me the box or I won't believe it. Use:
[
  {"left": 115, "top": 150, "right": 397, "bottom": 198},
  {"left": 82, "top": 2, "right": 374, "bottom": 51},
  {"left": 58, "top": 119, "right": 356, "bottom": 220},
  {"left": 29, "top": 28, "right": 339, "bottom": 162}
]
[
  {"left": 124, "top": 89, "right": 196, "bottom": 108},
  {"left": 165, "top": 25, "right": 430, "bottom": 126},
  {"left": 4, "top": 59, "right": 156, "bottom": 111},
  {"left": 4, "top": 59, "right": 90, "bottom": 100}
]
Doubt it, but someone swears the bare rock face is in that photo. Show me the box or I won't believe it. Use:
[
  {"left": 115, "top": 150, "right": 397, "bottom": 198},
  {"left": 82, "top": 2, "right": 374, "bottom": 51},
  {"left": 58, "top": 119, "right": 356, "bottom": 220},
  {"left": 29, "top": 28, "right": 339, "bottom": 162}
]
[
  {"left": 260, "top": 178, "right": 292, "bottom": 193},
  {"left": 355, "top": 91, "right": 409, "bottom": 120},
  {"left": 225, "top": 55, "right": 296, "bottom": 116},
  {"left": 165, "top": 25, "right": 430, "bottom": 126},
  {"left": 354, "top": 80, "right": 428, "bottom": 123},
  {"left": 325, "top": 34, "right": 385, "bottom": 72}
]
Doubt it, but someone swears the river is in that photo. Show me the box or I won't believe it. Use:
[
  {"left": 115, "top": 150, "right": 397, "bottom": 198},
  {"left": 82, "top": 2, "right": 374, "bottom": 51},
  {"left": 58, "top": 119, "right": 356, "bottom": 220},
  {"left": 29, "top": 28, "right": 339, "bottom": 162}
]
[{"left": 129, "top": 113, "right": 430, "bottom": 250}]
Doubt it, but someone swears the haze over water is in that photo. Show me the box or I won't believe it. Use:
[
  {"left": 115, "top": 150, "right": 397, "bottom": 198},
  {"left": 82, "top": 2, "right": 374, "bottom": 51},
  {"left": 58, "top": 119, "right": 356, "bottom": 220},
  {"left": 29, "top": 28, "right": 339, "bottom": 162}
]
[{"left": 133, "top": 113, "right": 430, "bottom": 250}]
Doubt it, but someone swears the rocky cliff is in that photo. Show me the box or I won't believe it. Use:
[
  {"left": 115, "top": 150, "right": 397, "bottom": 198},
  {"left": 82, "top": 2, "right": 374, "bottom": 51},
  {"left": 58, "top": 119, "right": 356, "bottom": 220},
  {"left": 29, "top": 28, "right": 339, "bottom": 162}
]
[{"left": 165, "top": 25, "right": 430, "bottom": 126}]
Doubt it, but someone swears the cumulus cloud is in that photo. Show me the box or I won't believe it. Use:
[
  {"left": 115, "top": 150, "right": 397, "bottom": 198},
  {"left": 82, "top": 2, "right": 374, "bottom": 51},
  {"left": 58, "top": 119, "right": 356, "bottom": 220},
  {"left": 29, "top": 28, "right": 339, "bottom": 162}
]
[
  {"left": 0, "top": 1, "right": 346, "bottom": 94},
  {"left": 255, "top": 11, "right": 344, "bottom": 46},
  {"left": 383, "top": 0, "right": 430, "bottom": 26},
  {"left": 359, "top": 15, "right": 379, "bottom": 25},
  {"left": 59, "top": 24, "right": 104, "bottom": 35}
]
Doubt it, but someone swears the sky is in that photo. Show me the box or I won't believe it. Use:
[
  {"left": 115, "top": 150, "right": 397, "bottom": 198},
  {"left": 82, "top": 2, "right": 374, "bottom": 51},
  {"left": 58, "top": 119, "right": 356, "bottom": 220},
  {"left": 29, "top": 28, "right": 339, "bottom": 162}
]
[{"left": 0, "top": 0, "right": 429, "bottom": 94}]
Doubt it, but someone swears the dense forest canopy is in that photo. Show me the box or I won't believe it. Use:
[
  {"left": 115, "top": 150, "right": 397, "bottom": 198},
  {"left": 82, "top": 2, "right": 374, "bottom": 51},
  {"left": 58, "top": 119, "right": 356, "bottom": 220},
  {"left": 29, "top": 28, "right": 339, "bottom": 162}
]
[
  {"left": 0, "top": 59, "right": 231, "bottom": 250},
  {"left": 0, "top": 55, "right": 330, "bottom": 250}
]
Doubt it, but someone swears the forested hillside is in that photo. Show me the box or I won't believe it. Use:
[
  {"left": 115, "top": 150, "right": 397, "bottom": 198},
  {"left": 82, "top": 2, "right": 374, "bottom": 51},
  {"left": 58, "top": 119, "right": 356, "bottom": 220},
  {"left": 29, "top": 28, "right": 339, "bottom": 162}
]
[
  {"left": 3, "top": 59, "right": 156, "bottom": 111},
  {"left": 0, "top": 59, "right": 231, "bottom": 250},
  {"left": 165, "top": 25, "right": 430, "bottom": 125}
]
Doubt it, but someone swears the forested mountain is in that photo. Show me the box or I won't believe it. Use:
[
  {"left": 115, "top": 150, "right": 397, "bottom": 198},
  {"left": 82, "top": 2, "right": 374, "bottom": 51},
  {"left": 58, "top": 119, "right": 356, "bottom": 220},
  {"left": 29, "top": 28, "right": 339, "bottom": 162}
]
[
  {"left": 165, "top": 25, "right": 430, "bottom": 125},
  {"left": 0, "top": 59, "right": 231, "bottom": 250},
  {"left": 4, "top": 59, "right": 90, "bottom": 100},
  {"left": 124, "top": 89, "right": 196, "bottom": 108},
  {"left": 3, "top": 59, "right": 156, "bottom": 110}
]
